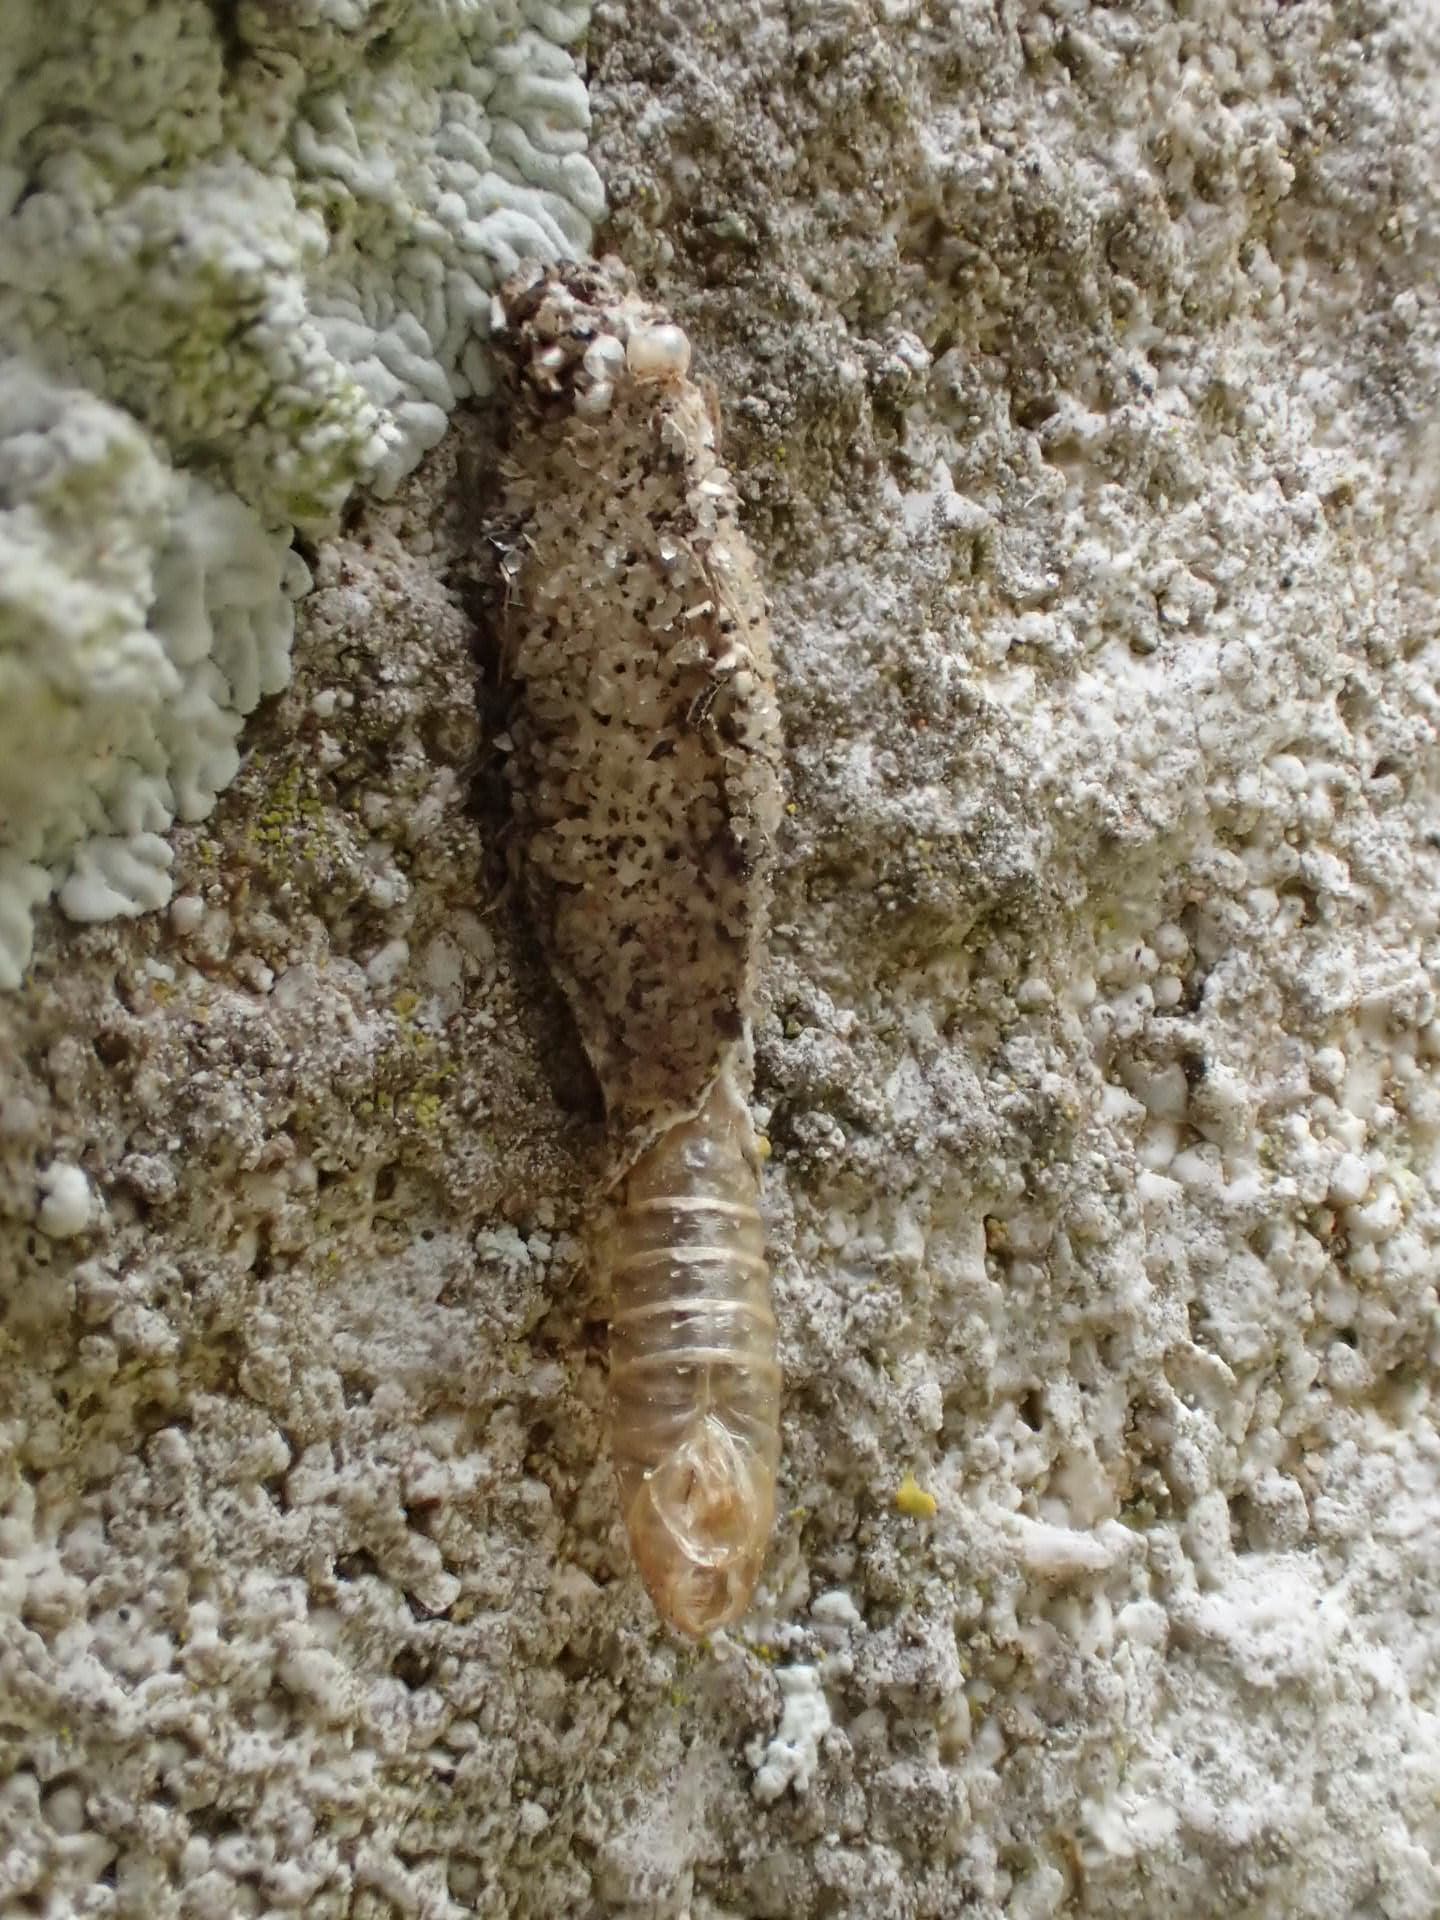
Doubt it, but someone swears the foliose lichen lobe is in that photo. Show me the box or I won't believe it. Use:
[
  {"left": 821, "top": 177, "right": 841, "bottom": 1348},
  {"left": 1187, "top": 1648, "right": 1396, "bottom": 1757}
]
[
  {"left": 0, "top": 0, "right": 604, "bottom": 992},
  {"left": 494, "top": 259, "right": 784, "bottom": 1162}
]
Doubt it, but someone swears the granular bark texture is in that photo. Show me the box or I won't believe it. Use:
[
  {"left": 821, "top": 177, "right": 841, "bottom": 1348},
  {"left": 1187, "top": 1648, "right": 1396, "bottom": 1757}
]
[{"left": 3, "top": 3, "right": 1440, "bottom": 1918}]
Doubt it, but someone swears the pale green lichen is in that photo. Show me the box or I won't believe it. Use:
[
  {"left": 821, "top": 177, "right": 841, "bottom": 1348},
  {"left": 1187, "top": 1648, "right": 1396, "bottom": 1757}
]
[
  {"left": 0, "top": 0, "right": 602, "bottom": 989},
  {"left": 0, "top": 365, "right": 303, "bottom": 979}
]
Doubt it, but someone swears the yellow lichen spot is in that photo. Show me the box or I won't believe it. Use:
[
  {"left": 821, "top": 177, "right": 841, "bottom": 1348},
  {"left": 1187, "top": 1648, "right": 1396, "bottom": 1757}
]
[
  {"left": 392, "top": 989, "right": 420, "bottom": 1020},
  {"left": 895, "top": 1472, "right": 937, "bottom": 1519},
  {"left": 755, "top": 1133, "right": 771, "bottom": 1161}
]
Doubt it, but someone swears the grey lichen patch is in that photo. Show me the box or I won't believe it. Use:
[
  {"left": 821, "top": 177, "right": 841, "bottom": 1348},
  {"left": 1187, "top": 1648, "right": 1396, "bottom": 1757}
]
[
  {"left": 0, "top": 0, "right": 605, "bottom": 995},
  {"left": 493, "top": 258, "right": 785, "bottom": 1165}
]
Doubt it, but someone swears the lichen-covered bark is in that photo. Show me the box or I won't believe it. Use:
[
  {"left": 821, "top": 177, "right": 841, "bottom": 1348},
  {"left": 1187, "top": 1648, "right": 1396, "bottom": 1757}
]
[
  {"left": 0, "top": 0, "right": 601, "bottom": 989},
  {"left": 3, "top": 2, "right": 1440, "bottom": 1918}
]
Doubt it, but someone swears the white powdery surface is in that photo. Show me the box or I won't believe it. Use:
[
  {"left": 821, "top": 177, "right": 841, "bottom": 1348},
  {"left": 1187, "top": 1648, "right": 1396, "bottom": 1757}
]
[
  {"left": 0, "top": 0, "right": 601, "bottom": 989},
  {"left": 3, "top": 2, "right": 1440, "bottom": 1919},
  {"left": 592, "top": 0, "right": 1440, "bottom": 1912}
]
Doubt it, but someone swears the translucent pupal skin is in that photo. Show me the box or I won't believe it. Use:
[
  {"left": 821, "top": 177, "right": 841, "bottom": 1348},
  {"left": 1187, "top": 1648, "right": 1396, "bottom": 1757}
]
[{"left": 603, "top": 1071, "right": 781, "bottom": 1638}]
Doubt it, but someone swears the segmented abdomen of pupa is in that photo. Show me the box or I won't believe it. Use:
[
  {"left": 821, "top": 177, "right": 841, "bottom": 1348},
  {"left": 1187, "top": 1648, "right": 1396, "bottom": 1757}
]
[
  {"left": 494, "top": 259, "right": 784, "bottom": 1636},
  {"left": 603, "top": 1069, "right": 781, "bottom": 1636}
]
